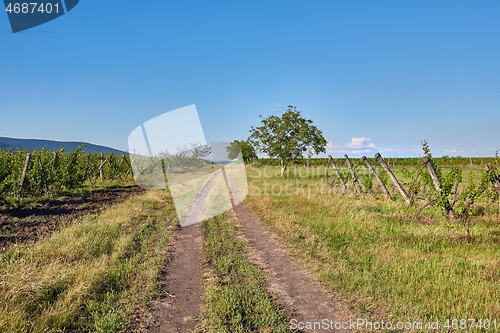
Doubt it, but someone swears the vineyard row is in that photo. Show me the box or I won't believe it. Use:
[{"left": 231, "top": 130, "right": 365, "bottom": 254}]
[
  {"left": 254, "top": 156, "right": 500, "bottom": 168},
  {"left": 0, "top": 146, "right": 132, "bottom": 201}
]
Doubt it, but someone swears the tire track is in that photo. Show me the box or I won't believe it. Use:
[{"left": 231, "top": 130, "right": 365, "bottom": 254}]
[
  {"left": 234, "top": 202, "right": 356, "bottom": 333},
  {"left": 148, "top": 172, "right": 222, "bottom": 332}
]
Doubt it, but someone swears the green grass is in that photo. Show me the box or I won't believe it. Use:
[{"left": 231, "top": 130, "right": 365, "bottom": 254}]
[
  {"left": 245, "top": 166, "right": 500, "bottom": 332},
  {"left": 200, "top": 211, "right": 293, "bottom": 333},
  {"left": 0, "top": 190, "right": 176, "bottom": 333}
]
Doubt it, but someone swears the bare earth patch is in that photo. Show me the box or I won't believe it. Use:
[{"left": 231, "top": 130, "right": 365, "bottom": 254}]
[{"left": 0, "top": 185, "right": 145, "bottom": 249}]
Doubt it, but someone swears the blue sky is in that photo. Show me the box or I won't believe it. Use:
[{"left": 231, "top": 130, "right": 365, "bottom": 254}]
[{"left": 1, "top": 1, "right": 499, "bottom": 157}]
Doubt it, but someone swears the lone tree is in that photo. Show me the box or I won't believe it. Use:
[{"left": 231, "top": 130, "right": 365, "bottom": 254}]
[
  {"left": 248, "top": 105, "right": 327, "bottom": 176},
  {"left": 226, "top": 140, "right": 257, "bottom": 163}
]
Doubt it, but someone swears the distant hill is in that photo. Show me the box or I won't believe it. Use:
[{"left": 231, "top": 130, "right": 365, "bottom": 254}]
[{"left": 0, "top": 137, "right": 127, "bottom": 155}]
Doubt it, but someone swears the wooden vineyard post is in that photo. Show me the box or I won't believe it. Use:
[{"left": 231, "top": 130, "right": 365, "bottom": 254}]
[
  {"left": 375, "top": 153, "right": 411, "bottom": 204},
  {"left": 18, "top": 152, "right": 31, "bottom": 196},
  {"left": 99, "top": 153, "right": 103, "bottom": 182},
  {"left": 84, "top": 153, "right": 92, "bottom": 183},
  {"left": 344, "top": 154, "right": 362, "bottom": 193},
  {"left": 422, "top": 156, "right": 440, "bottom": 192},
  {"left": 114, "top": 155, "right": 126, "bottom": 180},
  {"left": 328, "top": 155, "right": 347, "bottom": 191},
  {"left": 123, "top": 155, "right": 132, "bottom": 178},
  {"left": 98, "top": 154, "right": 110, "bottom": 183},
  {"left": 362, "top": 156, "right": 392, "bottom": 200},
  {"left": 38, "top": 157, "right": 49, "bottom": 195},
  {"left": 486, "top": 163, "right": 500, "bottom": 215},
  {"left": 422, "top": 156, "right": 454, "bottom": 219}
]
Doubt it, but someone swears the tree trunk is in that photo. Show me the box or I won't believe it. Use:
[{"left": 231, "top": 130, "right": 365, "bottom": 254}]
[
  {"left": 327, "top": 155, "right": 347, "bottom": 191},
  {"left": 362, "top": 156, "right": 392, "bottom": 200},
  {"left": 280, "top": 159, "right": 287, "bottom": 177},
  {"left": 375, "top": 153, "right": 411, "bottom": 204},
  {"left": 344, "top": 154, "right": 361, "bottom": 193}
]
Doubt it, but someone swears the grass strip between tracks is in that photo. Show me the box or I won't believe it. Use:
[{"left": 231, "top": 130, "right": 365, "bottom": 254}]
[{"left": 201, "top": 211, "right": 293, "bottom": 333}]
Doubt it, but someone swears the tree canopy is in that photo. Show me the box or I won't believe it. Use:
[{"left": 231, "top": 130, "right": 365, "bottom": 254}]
[
  {"left": 248, "top": 105, "right": 327, "bottom": 175},
  {"left": 226, "top": 140, "right": 257, "bottom": 163}
]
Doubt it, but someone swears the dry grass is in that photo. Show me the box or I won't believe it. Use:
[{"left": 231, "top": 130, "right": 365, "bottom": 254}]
[
  {"left": 245, "top": 166, "right": 500, "bottom": 332},
  {"left": 0, "top": 190, "right": 176, "bottom": 333}
]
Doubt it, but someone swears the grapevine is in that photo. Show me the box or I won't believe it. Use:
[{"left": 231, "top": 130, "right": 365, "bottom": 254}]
[{"left": 0, "top": 146, "right": 133, "bottom": 204}]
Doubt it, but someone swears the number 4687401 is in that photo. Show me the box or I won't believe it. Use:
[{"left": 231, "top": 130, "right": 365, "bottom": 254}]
[
  {"left": 5, "top": 2, "right": 60, "bottom": 14},
  {"left": 443, "top": 319, "right": 498, "bottom": 330}
]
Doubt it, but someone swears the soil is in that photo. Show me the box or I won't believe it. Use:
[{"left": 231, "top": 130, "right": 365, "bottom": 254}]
[
  {"left": 0, "top": 185, "right": 145, "bottom": 249},
  {"left": 147, "top": 224, "right": 202, "bottom": 333},
  {"left": 234, "top": 203, "right": 355, "bottom": 333},
  {"left": 146, "top": 172, "right": 221, "bottom": 332}
]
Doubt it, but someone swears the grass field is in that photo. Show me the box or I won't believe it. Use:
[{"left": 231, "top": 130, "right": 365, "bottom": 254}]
[
  {"left": 2, "top": 160, "right": 499, "bottom": 332},
  {"left": 0, "top": 190, "right": 176, "bottom": 333},
  {"left": 0, "top": 177, "right": 293, "bottom": 332},
  {"left": 244, "top": 165, "right": 500, "bottom": 331}
]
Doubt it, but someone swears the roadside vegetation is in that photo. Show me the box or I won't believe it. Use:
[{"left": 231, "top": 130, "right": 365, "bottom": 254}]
[
  {"left": 0, "top": 190, "right": 176, "bottom": 333},
  {"left": 245, "top": 165, "right": 500, "bottom": 331}
]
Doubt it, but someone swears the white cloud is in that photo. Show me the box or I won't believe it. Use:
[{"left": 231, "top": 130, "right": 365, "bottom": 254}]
[
  {"left": 326, "top": 137, "right": 377, "bottom": 155},
  {"left": 345, "top": 137, "right": 376, "bottom": 149},
  {"left": 444, "top": 148, "right": 465, "bottom": 154},
  {"left": 325, "top": 138, "right": 420, "bottom": 156},
  {"left": 378, "top": 147, "right": 420, "bottom": 154}
]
